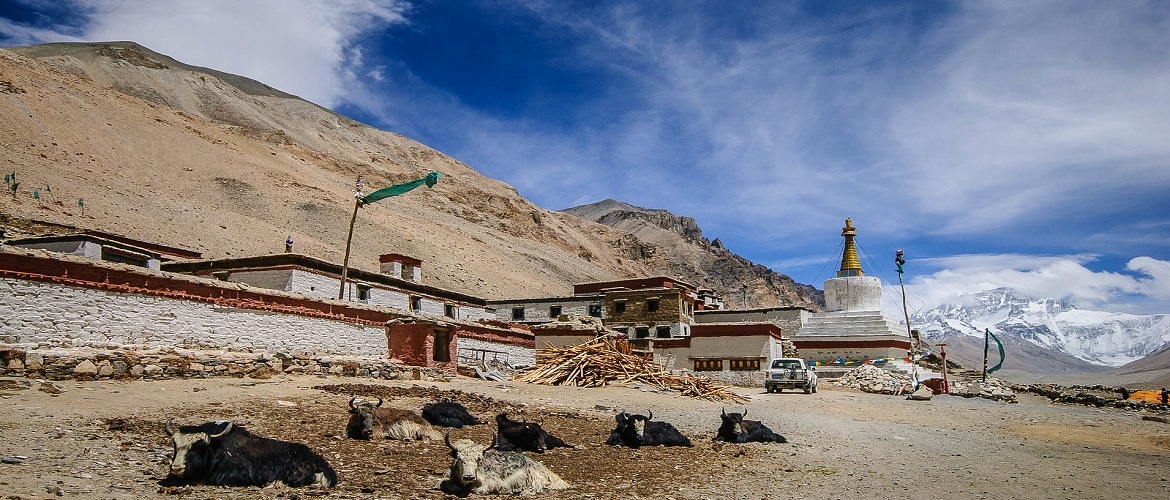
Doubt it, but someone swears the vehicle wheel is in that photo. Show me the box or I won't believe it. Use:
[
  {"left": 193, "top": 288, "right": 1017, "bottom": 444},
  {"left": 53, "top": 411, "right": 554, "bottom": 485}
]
[
  {"left": 803, "top": 385, "right": 811, "bottom": 394},
  {"left": 776, "top": 388, "right": 783, "bottom": 393},
  {"left": 765, "top": 386, "right": 773, "bottom": 394}
]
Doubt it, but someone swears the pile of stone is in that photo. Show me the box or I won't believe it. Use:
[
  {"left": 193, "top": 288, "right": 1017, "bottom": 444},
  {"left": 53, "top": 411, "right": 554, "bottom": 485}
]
[
  {"left": 0, "top": 344, "right": 448, "bottom": 382},
  {"left": 951, "top": 377, "right": 1018, "bottom": 403},
  {"left": 833, "top": 364, "right": 914, "bottom": 395},
  {"left": 1018, "top": 384, "right": 1169, "bottom": 413}
]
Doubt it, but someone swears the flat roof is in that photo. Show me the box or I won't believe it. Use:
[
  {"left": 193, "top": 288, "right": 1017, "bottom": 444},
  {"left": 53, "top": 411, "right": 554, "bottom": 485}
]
[
  {"left": 573, "top": 276, "right": 697, "bottom": 295},
  {"left": 161, "top": 253, "right": 486, "bottom": 305},
  {"left": 4, "top": 231, "right": 202, "bottom": 260}
]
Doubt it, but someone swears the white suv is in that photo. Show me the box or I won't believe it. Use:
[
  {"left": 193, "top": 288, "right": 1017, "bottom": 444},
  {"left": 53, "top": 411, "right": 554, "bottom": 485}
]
[{"left": 764, "top": 358, "right": 818, "bottom": 394}]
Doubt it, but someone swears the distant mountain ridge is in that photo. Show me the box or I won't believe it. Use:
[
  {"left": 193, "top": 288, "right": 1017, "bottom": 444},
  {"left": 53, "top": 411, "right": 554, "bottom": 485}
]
[
  {"left": 563, "top": 199, "right": 823, "bottom": 310},
  {"left": 913, "top": 288, "right": 1170, "bottom": 374}
]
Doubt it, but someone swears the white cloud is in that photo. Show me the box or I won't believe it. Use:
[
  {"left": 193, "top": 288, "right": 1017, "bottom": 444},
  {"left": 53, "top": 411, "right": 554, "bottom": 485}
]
[
  {"left": 890, "top": 1, "right": 1170, "bottom": 235},
  {"left": 6, "top": 0, "right": 408, "bottom": 107},
  {"left": 884, "top": 254, "right": 1170, "bottom": 316}
]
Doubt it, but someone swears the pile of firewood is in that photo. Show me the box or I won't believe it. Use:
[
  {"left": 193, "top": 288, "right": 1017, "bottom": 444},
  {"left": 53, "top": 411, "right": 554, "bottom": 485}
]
[{"left": 515, "top": 335, "right": 748, "bottom": 404}]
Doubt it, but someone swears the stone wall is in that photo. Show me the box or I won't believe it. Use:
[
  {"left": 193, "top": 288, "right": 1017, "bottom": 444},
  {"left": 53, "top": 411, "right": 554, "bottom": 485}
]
[{"left": 0, "top": 345, "right": 447, "bottom": 382}]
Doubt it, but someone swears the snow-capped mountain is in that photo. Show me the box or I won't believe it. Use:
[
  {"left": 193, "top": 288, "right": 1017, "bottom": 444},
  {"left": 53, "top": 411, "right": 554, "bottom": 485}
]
[{"left": 912, "top": 288, "right": 1170, "bottom": 367}]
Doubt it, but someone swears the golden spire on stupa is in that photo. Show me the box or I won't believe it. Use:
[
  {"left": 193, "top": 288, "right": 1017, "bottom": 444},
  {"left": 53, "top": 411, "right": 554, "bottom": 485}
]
[{"left": 837, "top": 218, "right": 863, "bottom": 277}]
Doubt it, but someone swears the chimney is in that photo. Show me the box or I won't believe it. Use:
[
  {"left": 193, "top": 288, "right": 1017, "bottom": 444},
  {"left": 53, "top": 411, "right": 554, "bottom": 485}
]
[{"left": 379, "top": 253, "right": 422, "bottom": 283}]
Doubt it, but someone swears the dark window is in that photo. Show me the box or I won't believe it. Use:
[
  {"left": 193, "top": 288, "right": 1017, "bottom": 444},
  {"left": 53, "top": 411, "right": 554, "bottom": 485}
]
[
  {"left": 549, "top": 305, "right": 562, "bottom": 318},
  {"left": 588, "top": 304, "right": 602, "bottom": 317},
  {"left": 615, "top": 301, "right": 626, "bottom": 313},
  {"left": 694, "top": 359, "right": 722, "bottom": 371},
  {"left": 410, "top": 296, "right": 422, "bottom": 312},
  {"left": 357, "top": 285, "right": 371, "bottom": 301},
  {"left": 512, "top": 307, "right": 525, "bottom": 320},
  {"left": 444, "top": 304, "right": 456, "bottom": 318},
  {"left": 635, "top": 326, "right": 650, "bottom": 338},
  {"left": 656, "top": 326, "right": 671, "bottom": 338},
  {"left": 647, "top": 299, "right": 659, "bottom": 312},
  {"left": 614, "top": 327, "right": 629, "bottom": 336},
  {"left": 729, "top": 359, "right": 761, "bottom": 371}
]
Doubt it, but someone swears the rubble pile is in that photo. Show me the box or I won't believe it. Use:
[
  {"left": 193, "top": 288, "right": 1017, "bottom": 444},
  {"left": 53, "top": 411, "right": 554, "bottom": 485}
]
[
  {"left": 517, "top": 334, "right": 748, "bottom": 403},
  {"left": 951, "top": 378, "right": 1018, "bottom": 403},
  {"left": 833, "top": 364, "right": 914, "bottom": 395},
  {"left": 1019, "top": 384, "right": 1169, "bottom": 412}
]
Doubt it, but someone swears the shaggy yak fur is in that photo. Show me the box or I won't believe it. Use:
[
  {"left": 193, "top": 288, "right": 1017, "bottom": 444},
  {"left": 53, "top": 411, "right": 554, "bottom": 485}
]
[
  {"left": 164, "top": 419, "right": 337, "bottom": 488},
  {"left": 346, "top": 397, "right": 442, "bottom": 441},
  {"left": 437, "top": 431, "right": 570, "bottom": 496},
  {"left": 605, "top": 410, "right": 693, "bottom": 448},
  {"left": 715, "top": 407, "right": 787, "bottom": 443}
]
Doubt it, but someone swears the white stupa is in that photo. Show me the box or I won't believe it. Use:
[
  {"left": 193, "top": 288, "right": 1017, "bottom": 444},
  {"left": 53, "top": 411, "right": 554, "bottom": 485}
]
[{"left": 793, "top": 219, "right": 911, "bottom": 362}]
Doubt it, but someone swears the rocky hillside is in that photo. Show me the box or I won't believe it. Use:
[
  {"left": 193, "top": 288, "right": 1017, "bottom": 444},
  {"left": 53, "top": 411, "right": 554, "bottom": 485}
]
[
  {"left": 0, "top": 41, "right": 818, "bottom": 305},
  {"left": 563, "top": 199, "right": 822, "bottom": 309}
]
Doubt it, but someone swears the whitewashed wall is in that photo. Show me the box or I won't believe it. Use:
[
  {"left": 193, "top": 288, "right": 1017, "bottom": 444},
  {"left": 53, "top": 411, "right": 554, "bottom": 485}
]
[
  {"left": 456, "top": 337, "right": 534, "bottom": 367},
  {"left": 0, "top": 277, "right": 387, "bottom": 356},
  {"left": 489, "top": 298, "right": 603, "bottom": 323},
  {"left": 284, "top": 269, "right": 490, "bottom": 321}
]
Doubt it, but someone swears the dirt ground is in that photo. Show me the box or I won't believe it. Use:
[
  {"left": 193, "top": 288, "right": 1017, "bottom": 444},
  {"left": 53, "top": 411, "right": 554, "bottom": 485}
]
[{"left": 2, "top": 374, "right": 1169, "bottom": 499}]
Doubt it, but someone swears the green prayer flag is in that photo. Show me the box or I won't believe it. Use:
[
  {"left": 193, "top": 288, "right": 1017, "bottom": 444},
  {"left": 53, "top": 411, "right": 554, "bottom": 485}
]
[
  {"left": 987, "top": 330, "right": 1005, "bottom": 374},
  {"left": 3, "top": 173, "right": 9, "bottom": 184},
  {"left": 359, "top": 171, "right": 442, "bottom": 206},
  {"left": 78, "top": 198, "right": 84, "bottom": 207},
  {"left": 33, "top": 188, "right": 40, "bottom": 200}
]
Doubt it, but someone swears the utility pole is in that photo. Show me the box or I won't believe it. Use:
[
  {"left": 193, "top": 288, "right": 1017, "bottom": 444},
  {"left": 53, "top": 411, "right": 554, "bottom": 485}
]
[{"left": 741, "top": 282, "right": 748, "bottom": 309}]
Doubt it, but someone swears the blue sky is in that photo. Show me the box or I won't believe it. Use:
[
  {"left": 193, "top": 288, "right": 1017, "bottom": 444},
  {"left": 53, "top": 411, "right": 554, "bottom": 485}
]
[{"left": 3, "top": 0, "right": 1169, "bottom": 316}]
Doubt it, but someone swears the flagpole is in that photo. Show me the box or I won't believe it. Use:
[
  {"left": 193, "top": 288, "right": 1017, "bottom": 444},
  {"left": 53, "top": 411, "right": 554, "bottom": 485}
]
[
  {"left": 982, "top": 328, "right": 990, "bottom": 383},
  {"left": 338, "top": 198, "right": 360, "bottom": 300},
  {"left": 338, "top": 176, "right": 364, "bottom": 300},
  {"left": 896, "top": 250, "right": 918, "bottom": 388},
  {"left": 334, "top": 172, "right": 439, "bottom": 301}
]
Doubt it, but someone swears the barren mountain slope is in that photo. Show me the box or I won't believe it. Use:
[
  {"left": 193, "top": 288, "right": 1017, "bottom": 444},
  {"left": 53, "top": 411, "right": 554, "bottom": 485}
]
[
  {"left": 0, "top": 42, "right": 675, "bottom": 299},
  {"left": 564, "top": 199, "right": 822, "bottom": 309}
]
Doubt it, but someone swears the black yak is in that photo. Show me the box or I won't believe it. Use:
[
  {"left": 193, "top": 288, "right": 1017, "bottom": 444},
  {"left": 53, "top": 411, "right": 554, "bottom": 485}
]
[
  {"left": 164, "top": 419, "right": 336, "bottom": 487},
  {"left": 494, "top": 413, "right": 573, "bottom": 453},
  {"left": 715, "top": 407, "right": 787, "bottom": 443},
  {"left": 422, "top": 397, "right": 484, "bottom": 428},
  {"left": 605, "top": 410, "right": 693, "bottom": 448}
]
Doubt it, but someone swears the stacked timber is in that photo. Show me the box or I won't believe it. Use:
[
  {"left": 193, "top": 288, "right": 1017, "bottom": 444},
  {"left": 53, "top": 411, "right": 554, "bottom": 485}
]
[{"left": 516, "top": 334, "right": 748, "bottom": 404}]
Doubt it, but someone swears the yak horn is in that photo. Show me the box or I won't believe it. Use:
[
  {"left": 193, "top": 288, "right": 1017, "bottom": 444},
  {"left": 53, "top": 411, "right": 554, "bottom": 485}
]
[
  {"left": 721, "top": 407, "right": 726, "bottom": 416},
  {"left": 488, "top": 431, "right": 499, "bottom": 451},
  {"left": 444, "top": 429, "right": 455, "bottom": 450},
  {"left": 646, "top": 410, "right": 653, "bottom": 421},
  {"left": 209, "top": 421, "right": 233, "bottom": 438},
  {"left": 375, "top": 397, "right": 384, "bottom": 408},
  {"left": 349, "top": 396, "right": 358, "bottom": 409},
  {"left": 164, "top": 418, "right": 176, "bottom": 436},
  {"left": 742, "top": 408, "right": 748, "bottom": 418}
]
